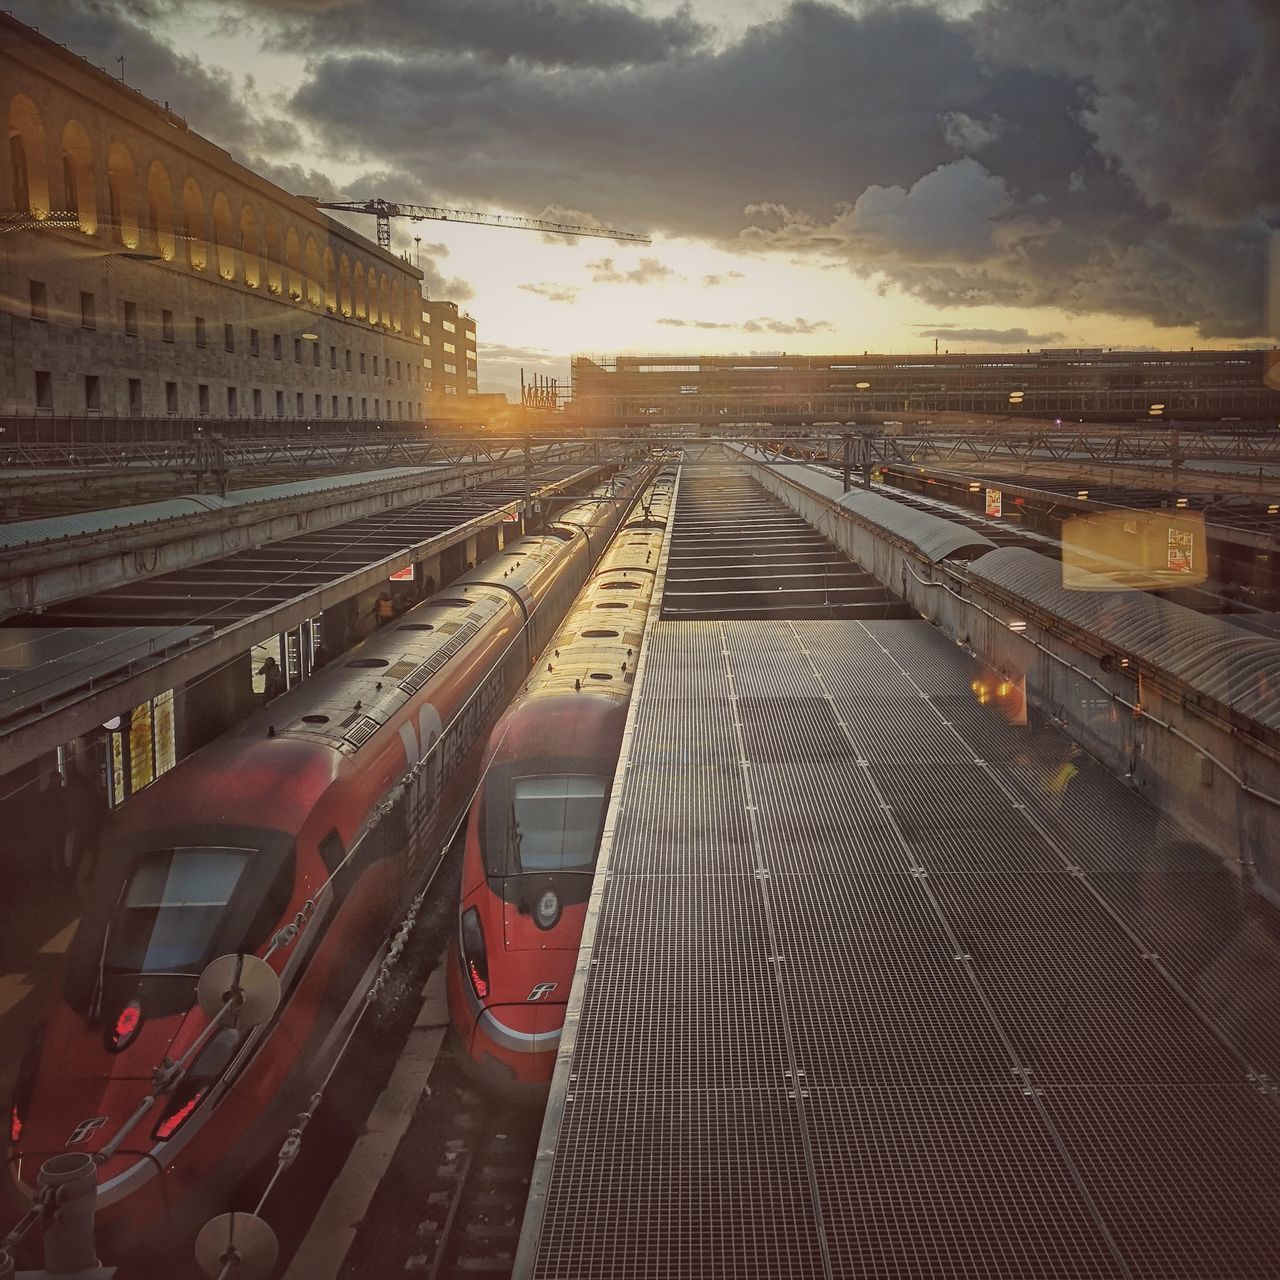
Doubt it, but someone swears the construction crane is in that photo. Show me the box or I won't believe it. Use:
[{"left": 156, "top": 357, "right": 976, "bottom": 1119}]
[{"left": 307, "top": 197, "right": 650, "bottom": 250}]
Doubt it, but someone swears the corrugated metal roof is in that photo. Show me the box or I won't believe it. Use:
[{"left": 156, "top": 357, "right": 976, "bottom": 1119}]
[
  {"left": 733, "top": 448, "right": 997, "bottom": 563},
  {"left": 0, "top": 466, "right": 438, "bottom": 552},
  {"left": 968, "top": 547, "right": 1280, "bottom": 731},
  {"left": 837, "top": 488, "right": 998, "bottom": 562}
]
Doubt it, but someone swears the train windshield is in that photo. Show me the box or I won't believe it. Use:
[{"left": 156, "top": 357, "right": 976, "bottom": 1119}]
[
  {"left": 511, "top": 776, "right": 608, "bottom": 872},
  {"left": 106, "top": 847, "right": 252, "bottom": 974}
]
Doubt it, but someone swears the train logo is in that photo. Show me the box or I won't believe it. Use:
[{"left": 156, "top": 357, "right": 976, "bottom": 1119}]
[
  {"left": 527, "top": 983, "right": 558, "bottom": 1002},
  {"left": 65, "top": 1117, "right": 108, "bottom": 1147}
]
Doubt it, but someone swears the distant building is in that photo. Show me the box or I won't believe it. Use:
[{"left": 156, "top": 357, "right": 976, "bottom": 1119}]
[
  {"left": 0, "top": 13, "right": 427, "bottom": 423},
  {"left": 570, "top": 350, "right": 1280, "bottom": 423},
  {"left": 421, "top": 297, "right": 478, "bottom": 411}
]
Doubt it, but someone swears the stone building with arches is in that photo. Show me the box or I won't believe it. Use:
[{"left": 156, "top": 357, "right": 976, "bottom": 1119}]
[{"left": 1, "top": 14, "right": 433, "bottom": 423}]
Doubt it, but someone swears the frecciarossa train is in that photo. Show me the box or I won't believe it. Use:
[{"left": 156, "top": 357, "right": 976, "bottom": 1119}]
[
  {"left": 448, "top": 469, "right": 675, "bottom": 1095},
  {"left": 3, "top": 467, "right": 652, "bottom": 1261}
]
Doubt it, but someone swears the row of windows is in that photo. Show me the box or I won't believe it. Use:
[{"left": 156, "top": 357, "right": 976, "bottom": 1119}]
[
  {"left": 29, "top": 370, "right": 434, "bottom": 418},
  {"left": 30, "top": 281, "right": 422, "bottom": 383},
  {"left": 7, "top": 93, "right": 420, "bottom": 334}
]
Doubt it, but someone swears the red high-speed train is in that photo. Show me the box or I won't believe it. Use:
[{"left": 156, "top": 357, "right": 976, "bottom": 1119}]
[
  {"left": 448, "top": 470, "right": 674, "bottom": 1095},
  {"left": 3, "top": 467, "right": 651, "bottom": 1262}
]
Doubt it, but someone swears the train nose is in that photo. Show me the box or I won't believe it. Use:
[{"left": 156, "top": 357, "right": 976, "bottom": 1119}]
[{"left": 501, "top": 878, "right": 587, "bottom": 951}]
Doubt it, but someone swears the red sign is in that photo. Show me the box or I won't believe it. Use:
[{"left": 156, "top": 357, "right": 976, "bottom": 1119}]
[{"left": 389, "top": 565, "right": 414, "bottom": 582}]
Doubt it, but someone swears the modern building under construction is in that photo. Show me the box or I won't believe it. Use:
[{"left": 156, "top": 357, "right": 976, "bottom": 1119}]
[{"left": 568, "top": 349, "right": 1280, "bottom": 424}]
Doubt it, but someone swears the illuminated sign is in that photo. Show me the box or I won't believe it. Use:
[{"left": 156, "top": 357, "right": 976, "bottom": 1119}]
[
  {"left": 389, "top": 565, "right": 414, "bottom": 582},
  {"left": 985, "top": 488, "right": 1002, "bottom": 518},
  {"left": 1167, "top": 527, "right": 1194, "bottom": 574}
]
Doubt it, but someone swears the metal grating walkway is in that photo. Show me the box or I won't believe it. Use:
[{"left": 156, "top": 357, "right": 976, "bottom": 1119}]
[{"left": 521, "top": 616, "right": 1280, "bottom": 1279}]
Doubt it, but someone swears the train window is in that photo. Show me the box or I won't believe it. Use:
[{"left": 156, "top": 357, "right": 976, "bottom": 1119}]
[
  {"left": 511, "top": 776, "right": 607, "bottom": 872},
  {"left": 106, "top": 848, "right": 251, "bottom": 975}
]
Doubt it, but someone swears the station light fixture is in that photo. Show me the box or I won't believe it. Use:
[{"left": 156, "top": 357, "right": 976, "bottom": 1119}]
[
  {"left": 1007, "top": 619, "right": 1028, "bottom": 633},
  {"left": 968, "top": 482, "right": 982, "bottom": 492},
  {"left": 1076, "top": 489, "right": 1089, "bottom": 500},
  {"left": 1268, "top": 503, "right": 1279, "bottom": 515},
  {"left": 856, "top": 381, "right": 871, "bottom": 390},
  {"left": 1175, "top": 497, "right": 1189, "bottom": 509},
  {"left": 300, "top": 331, "right": 319, "bottom": 341}
]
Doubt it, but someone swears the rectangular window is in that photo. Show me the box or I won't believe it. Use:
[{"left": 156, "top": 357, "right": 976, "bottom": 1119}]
[
  {"left": 331, "top": 394, "right": 339, "bottom": 416},
  {"left": 296, "top": 391, "right": 304, "bottom": 416},
  {"left": 464, "top": 328, "right": 475, "bottom": 341},
  {"left": 360, "top": 353, "right": 367, "bottom": 374},
  {"left": 444, "top": 363, "right": 457, "bottom": 375},
  {"left": 312, "top": 342, "right": 320, "bottom": 367},
  {"left": 373, "top": 355, "right": 380, "bottom": 375},
  {"left": 347, "top": 395, "right": 353, "bottom": 417},
  {"left": 443, "top": 342, "right": 456, "bottom": 355},
  {"left": 162, "top": 309, "right": 174, "bottom": 342},
  {"left": 198, "top": 383, "right": 210, "bottom": 415},
  {"left": 35, "top": 370, "right": 52, "bottom": 410},
  {"left": 294, "top": 337, "right": 302, "bottom": 363},
  {"left": 250, "top": 328, "right": 260, "bottom": 356},
  {"left": 253, "top": 387, "right": 263, "bottom": 417},
  {"left": 276, "top": 389, "right": 284, "bottom": 417},
  {"left": 273, "top": 333, "right": 282, "bottom": 360},
  {"left": 444, "top": 385, "right": 456, "bottom": 395},
  {"left": 123, "top": 300, "right": 138, "bottom": 336},
  {"left": 195, "top": 316, "right": 206, "bottom": 348},
  {"left": 128, "top": 377, "right": 142, "bottom": 415},
  {"left": 423, "top": 358, "right": 432, "bottom": 370},
  {"left": 29, "top": 280, "right": 47, "bottom": 322},
  {"left": 80, "top": 291, "right": 95, "bottom": 329},
  {"left": 315, "top": 393, "right": 323, "bottom": 416},
  {"left": 374, "top": 397, "right": 380, "bottom": 416},
  {"left": 396, "top": 360, "right": 402, "bottom": 379},
  {"left": 345, "top": 348, "right": 352, "bottom": 372},
  {"left": 165, "top": 381, "right": 178, "bottom": 414},
  {"left": 396, "top": 400, "right": 402, "bottom": 418},
  {"left": 224, "top": 322, "right": 235, "bottom": 353},
  {"left": 466, "top": 350, "right": 477, "bottom": 363},
  {"left": 84, "top": 374, "right": 100, "bottom": 411},
  {"left": 361, "top": 396, "right": 367, "bottom": 418},
  {"left": 330, "top": 345, "right": 337, "bottom": 369},
  {"left": 227, "top": 386, "right": 238, "bottom": 416},
  {"left": 442, "top": 319, "right": 456, "bottom": 333}
]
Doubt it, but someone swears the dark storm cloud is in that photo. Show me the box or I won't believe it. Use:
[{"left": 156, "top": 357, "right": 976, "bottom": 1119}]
[
  {"left": 284, "top": 0, "right": 1278, "bottom": 338},
  {"left": 916, "top": 325, "right": 1066, "bottom": 345},
  {"left": 241, "top": 0, "right": 710, "bottom": 68},
  {"left": 7, "top": 0, "right": 300, "bottom": 157}
]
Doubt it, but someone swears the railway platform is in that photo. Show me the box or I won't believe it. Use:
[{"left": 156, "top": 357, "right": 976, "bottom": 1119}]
[{"left": 516, "top": 469, "right": 1280, "bottom": 1279}]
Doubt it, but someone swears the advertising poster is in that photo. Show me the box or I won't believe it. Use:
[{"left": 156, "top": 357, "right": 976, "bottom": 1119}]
[{"left": 985, "top": 488, "right": 1003, "bottom": 518}]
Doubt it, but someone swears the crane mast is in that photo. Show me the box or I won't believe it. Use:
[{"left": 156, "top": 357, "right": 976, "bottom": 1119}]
[{"left": 308, "top": 197, "right": 649, "bottom": 249}]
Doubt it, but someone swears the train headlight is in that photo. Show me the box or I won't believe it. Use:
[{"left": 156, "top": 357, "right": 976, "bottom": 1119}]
[
  {"left": 534, "top": 888, "right": 562, "bottom": 931},
  {"left": 106, "top": 998, "right": 143, "bottom": 1053},
  {"left": 461, "top": 907, "right": 490, "bottom": 1000}
]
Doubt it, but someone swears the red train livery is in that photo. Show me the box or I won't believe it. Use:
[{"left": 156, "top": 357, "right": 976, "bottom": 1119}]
[
  {"left": 4, "top": 467, "right": 652, "bottom": 1261},
  {"left": 449, "top": 470, "right": 675, "bottom": 1095}
]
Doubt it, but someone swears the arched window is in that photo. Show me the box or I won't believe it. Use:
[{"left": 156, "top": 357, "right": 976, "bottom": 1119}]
[
  {"left": 106, "top": 142, "right": 139, "bottom": 248},
  {"left": 285, "top": 226, "right": 302, "bottom": 300},
  {"left": 146, "top": 159, "right": 175, "bottom": 260},
  {"left": 323, "top": 247, "right": 338, "bottom": 313},
  {"left": 353, "top": 262, "right": 367, "bottom": 319},
  {"left": 264, "top": 217, "right": 282, "bottom": 293},
  {"left": 304, "top": 235, "right": 321, "bottom": 305},
  {"left": 61, "top": 119, "right": 97, "bottom": 234},
  {"left": 181, "top": 176, "right": 206, "bottom": 270},
  {"left": 391, "top": 281, "right": 402, "bottom": 333},
  {"left": 339, "top": 254, "right": 352, "bottom": 316},
  {"left": 240, "top": 205, "right": 260, "bottom": 287},
  {"left": 212, "top": 192, "right": 234, "bottom": 279},
  {"left": 379, "top": 273, "right": 391, "bottom": 328},
  {"left": 8, "top": 94, "right": 49, "bottom": 215}
]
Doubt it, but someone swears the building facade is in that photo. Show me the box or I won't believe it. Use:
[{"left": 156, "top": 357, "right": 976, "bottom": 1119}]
[
  {"left": 570, "top": 350, "right": 1280, "bottom": 424},
  {"left": 1, "top": 14, "right": 429, "bottom": 423},
  {"left": 422, "top": 297, "right": 478, "bottom": 408}
]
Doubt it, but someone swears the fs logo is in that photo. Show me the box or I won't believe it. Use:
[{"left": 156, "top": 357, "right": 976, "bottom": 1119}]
[
  {"left": 527, "top": 982, "right": 558, "bottom": 1003},
  {"left": 66, "top": 1116, "right": 108, "bottom": 1146}
]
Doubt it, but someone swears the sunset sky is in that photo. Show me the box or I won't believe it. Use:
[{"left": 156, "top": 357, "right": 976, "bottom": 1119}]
[{"left": 15, "top": 0, "right": 1279, "bottom": 398}]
